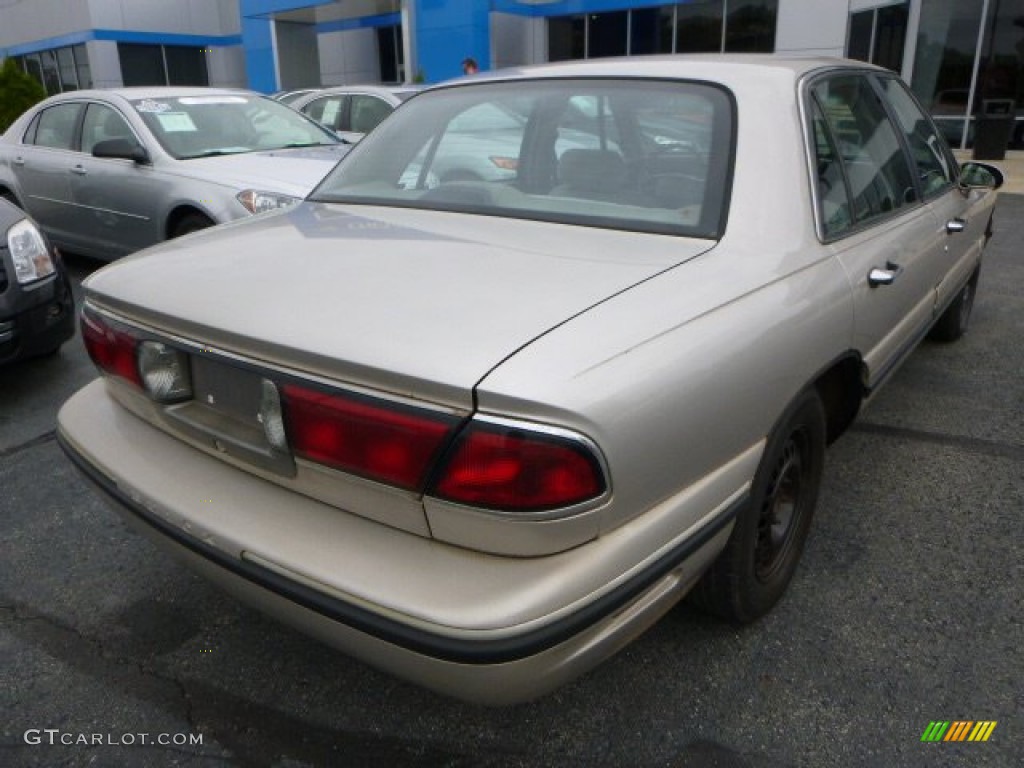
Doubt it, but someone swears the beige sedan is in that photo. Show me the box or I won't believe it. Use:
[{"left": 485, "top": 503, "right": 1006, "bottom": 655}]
[{"left": 58, "top": 56, "right": 1002, "bottom": 704}]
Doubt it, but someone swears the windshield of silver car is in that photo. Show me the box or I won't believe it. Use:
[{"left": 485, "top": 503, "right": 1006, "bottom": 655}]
[
  {"left": 129, "top": 94, "right": 340, "bottom": 159},
  {"left": 310, "top": 79, "right": 733, "bottom": 238}
]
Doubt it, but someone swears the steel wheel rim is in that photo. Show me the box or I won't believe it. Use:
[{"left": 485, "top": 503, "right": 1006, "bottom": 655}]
[
  {"left": 959, "top": 282, "right": 974, "bottom": 329},
  {"left": 755, "top": 431, "right": 807, "bottom": 582}
]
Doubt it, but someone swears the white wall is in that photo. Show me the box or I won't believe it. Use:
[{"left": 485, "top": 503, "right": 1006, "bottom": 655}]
[
  {"left": 85, "top": 40, "right": 122, "bottom": 88},
  {"left": 86, "top": 0, "right": 240, "bottom": 35},
  {"left": 319, "top": 28, "right": 379, "bottom": 86},
  {"left": 775, "top": 0, "right": 849, "bottom": 58},
  {"left": 276, "top": 21, "right": 321, "bottom": 89},
  {"left": 0, "top": 0, "right": 92, "bottom": 47},
  {"left": 207, "top": 46, "right": 247, "bottom": 89},
  {"left": 490, "top": 12, "right": 546, "bottom": 69}
]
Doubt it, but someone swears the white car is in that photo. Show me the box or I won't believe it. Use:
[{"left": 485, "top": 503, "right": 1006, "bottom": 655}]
[{"left": 291, "top": 85, "right": 422, "bottom": 143}]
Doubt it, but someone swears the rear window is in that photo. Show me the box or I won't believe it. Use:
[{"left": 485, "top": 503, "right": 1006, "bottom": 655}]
[{"left": 312, "top": 79, "right": 733, "bottom": 239}]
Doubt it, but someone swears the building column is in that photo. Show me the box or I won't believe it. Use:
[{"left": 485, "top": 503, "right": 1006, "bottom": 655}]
[
  {"left": 242, "top": 15, "right": 279, "bottom": 93},
  {"left": 409, "top": 0, "right": 490, "bottom": 83}
]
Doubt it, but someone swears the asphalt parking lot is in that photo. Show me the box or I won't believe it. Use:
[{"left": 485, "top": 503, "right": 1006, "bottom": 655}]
[{"left": 1, "top": 196, "right": 1022, "bottom": 768}]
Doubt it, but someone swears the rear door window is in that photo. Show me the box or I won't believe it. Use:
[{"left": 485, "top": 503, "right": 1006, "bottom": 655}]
[
  {"left": 30, "top": 103, "right": 83, "bottom": 150},
  {"left": 875, "top": 76, "right": 956, "bottom": 199},
  {"left": 811, "top": 75, "right": 918, "bottom": 229}
]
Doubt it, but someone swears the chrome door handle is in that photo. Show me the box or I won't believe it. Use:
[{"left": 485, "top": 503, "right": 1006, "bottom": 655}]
[
  {"left": 868, "top": 261, "right": 903, "bottom": 287},
  {"left": 946, "top": 217, "right": 966, "bottom": 234},
  {"left": 13, "top": 157, "right": 25, "bottom": 166},
  {"left": 70, "top": 165, "right": 87, "bottom": 176}
]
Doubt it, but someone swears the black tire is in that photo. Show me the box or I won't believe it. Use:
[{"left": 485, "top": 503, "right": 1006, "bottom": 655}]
[
  {"left": 928, "top": 268, "right": 979, "bottom": 343},
  {"left": 171, "top": 213, "right": 214, "bottom": 238},
  {"left": 691, "top": 389, "right": 827, "bottom": 623},
  {"left": 1, "top": 190, "right": 22, "bottom": 209}
]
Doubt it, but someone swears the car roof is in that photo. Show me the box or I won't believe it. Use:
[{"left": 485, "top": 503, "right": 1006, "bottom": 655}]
[
  {"left": 439, "top": 54, "right": 884, "bottom": 88},
  {"left": 297, "top": 84, "right": 423, "bottom": 103},
  {"left": 39, "top": 86, "right": 259, "bottom": 103},
  {"left": 315, "top": 84, "right": 422, "bottom": 95}
]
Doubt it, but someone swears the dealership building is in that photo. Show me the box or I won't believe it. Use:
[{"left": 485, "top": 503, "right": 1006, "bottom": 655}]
[{"left": 1, "top": 0, "right": 1022, "bottom": 149}]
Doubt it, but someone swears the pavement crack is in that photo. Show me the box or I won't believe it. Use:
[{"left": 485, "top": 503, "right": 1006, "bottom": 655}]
[
  {"left": 0, "top": 599, "right": 215, "bottom": 757},
  {"left": 852, "top": 421, "right": 1024, "bottom": 461},
  {"left": 0, "top": 430, "right": 56, "bottom": 459}
]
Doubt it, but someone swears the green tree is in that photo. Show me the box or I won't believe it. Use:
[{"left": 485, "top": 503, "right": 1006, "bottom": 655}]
[{"left": 0, "top": 58, "right": 46, "bottom": 134}]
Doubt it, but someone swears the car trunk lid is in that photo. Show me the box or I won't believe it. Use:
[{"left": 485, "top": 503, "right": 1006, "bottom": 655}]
[{"left": 85, "top": 202, "right": 714, "bottom": 410}]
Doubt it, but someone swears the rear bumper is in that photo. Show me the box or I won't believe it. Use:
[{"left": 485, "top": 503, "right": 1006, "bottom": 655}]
[{"left": 58, "top": 379, "right": 742, "bottom": 703}]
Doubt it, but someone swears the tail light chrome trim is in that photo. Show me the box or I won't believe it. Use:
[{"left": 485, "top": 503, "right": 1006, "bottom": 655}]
[
  {"left": 81, "top": 301, "right": 611, "bottom": 518},
  {"left": 426, "top": 414, "right": 612, "bottom": 520}
]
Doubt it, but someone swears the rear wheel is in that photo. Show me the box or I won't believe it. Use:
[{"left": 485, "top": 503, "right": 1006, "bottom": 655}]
[
  {"left": 928, "top": 268, "right": 979, "bottom": 342},
  {"left": 691, "top": 389, "right": 826, "bottom": 623},
  {"left": 171, "top": 213, "right": 214, "bottom": 238}
]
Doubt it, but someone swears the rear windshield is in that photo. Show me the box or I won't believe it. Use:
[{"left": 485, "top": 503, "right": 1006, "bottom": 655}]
[
  {"left": 130, "top": 94, "right": 339, "bottom": 159},
  {"left": 311, "top": 79, "right": 733, "bottom": 238}
]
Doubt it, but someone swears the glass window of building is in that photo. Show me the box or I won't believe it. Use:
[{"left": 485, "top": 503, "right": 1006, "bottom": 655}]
[
  {"left": 549, "top": 2, "right": 776, "bottom": 61},
  {"left": 725, "top": 0, "right": 778, "bottom": 52},
  {"left": 73, "top": 44, "right": 92, "bottom": 89},
  {"left": 117, "top": 43, "right": 209, "bottom": 87},
  {"left": 676, "top": 0, "right": 724, "bottom": 53},
  {"left": 911, "top": 0, "right": 987, "bottom": 148},
  {"left": 847, "top": 3, "right": 909, "bottom": 73},
  {"left": 165, "top": 46, "right": 209, "bottom": 86},
  {"left": 377, "top": 25, "right": 404, "bottom": 83},
  {"left": 39, "top": 50, "right": 60, "bottom": 95},
  {"left": 549, "top": 15, "right": 586, "bottom": 61},
  {"left": 975, "top": 0, "right": 1024, "bottom": 149},
  {"left": 15, "top": 45, "right": 92, "bottom": 94},
  {"left": 629, "top": 6, "right": 675, "bottom": 55},
  {"left": 588, "top": 12, "right": 629, "bottom": 58},
  {"left": 56, "top": 47, "right": 78, "bottom": 92},
  {"left": 22, "top": 54, "right": 44, "bottom": 88}
]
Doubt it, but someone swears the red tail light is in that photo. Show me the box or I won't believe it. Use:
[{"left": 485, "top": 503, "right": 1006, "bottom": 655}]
[
  {"left": 81, "top": 307, "right": 142, "bottom": 387},
  {"left": 430, "top": 422, "right": 606, "bottom": 512},
  {"left": 281, "top": 383, "right": 459, "bottom": 491}
]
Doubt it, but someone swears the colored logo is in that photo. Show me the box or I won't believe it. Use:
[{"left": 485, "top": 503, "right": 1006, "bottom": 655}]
[{"left": 921, "top": 721, "right": 997, "bottom": 742}]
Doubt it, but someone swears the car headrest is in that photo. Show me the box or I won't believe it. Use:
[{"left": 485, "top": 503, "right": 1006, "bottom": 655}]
[{"left": 557, "top": 149, "right": 626, "bottom": 194}]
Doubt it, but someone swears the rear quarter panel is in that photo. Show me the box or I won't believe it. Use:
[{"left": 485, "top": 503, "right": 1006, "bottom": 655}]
[{"left": 476, "top": 65, "right": 855, "bottom": 543}]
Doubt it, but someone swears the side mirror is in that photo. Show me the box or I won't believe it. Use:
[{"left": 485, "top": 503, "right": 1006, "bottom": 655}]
[
  {"left": 959, "top": 161, "right": 1004, "bottom": 191},
  {"left": 92, "top": 138, "right": 150, "bottom": 164}
]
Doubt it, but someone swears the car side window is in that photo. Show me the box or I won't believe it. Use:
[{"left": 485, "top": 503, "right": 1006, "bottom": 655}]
[
  {"left": 349, "top": 96, "right": 393, "bottom": 134},
  {"left": 304, "top": 96, "right": 346, "bottom": 132},
  {"left": 29, "top": 103, "right": 83, "bottom": 150},
  {"left": 875, "top": 76, "right": 955, "bottom": 198},
  {"left": 81, "top": 104, "right": 136, "bottom": 155},
  {"left": 812, "top": 75, "right": 918, "bottom": 227},
  {"left": 810, "top": 100, "right": 854, "bottom": 237},
  {"left": 22, "top": 113, "right": 41, "bottom": 144}
]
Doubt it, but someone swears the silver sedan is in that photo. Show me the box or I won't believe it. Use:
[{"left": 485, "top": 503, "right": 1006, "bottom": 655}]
[
  {"left": 291, "top": 85, "right": 422, "bottom": 143},
  {"left": 0, "top": 87, "right": 347, "bottom": 260},
  {"left": 58, "top": 56, "right": 1002, "bottom": 704}
]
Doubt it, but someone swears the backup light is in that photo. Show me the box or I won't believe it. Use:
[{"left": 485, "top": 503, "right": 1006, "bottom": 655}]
[
  {"left": 138, "top": 341, "right": 192, "bottom": 402},
  {"left": 260, "top": 379, "right": 288, "bottom": 451}
]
